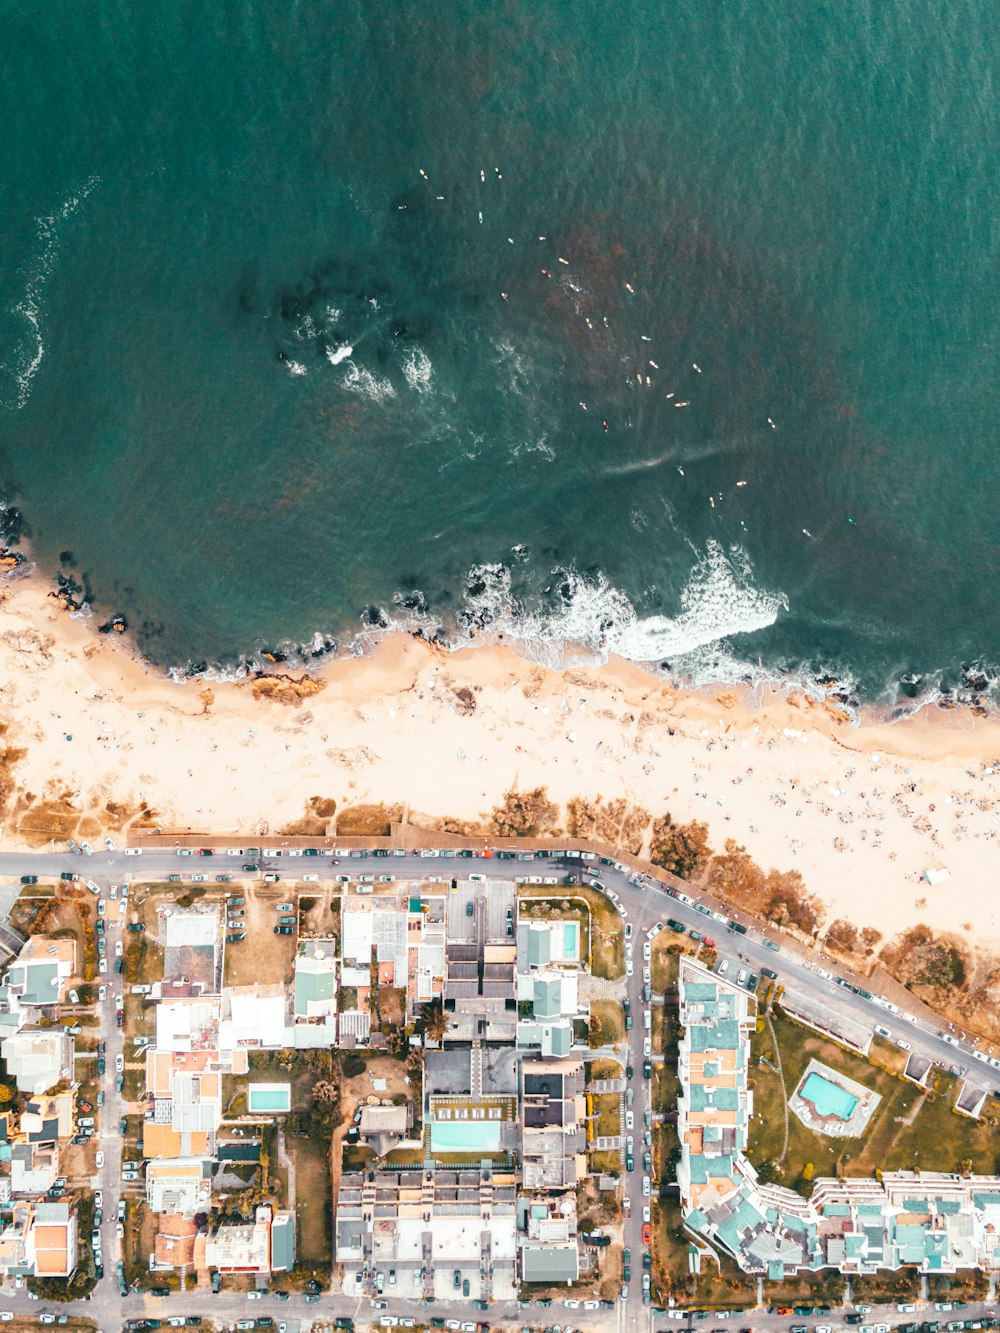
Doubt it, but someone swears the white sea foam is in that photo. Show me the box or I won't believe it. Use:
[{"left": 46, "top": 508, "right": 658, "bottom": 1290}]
[
  {"left": 325, "top": 342, "right": 354, "bottom": 366},
  {"left": 416, "top": 540, "right": 787, "bottom": 672},
  {"left": 341, "top": 360, "right": 396, "bottom": 403},
  {"left": 286, "top": 360, "right": 307, "bottom": 377},
  {"left": 1, "top": 176, "right": 100, "bottom": 411},
  {"left": 402, "top": 347, "right": 433, "bottom": 393}
]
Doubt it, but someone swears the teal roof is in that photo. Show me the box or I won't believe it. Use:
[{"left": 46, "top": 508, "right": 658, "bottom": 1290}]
[
  {"left": 684, "top": 982, "right": 719, "bottom": 1002},
  {"left": 294, "top": 966, "right": 334, "bottom": 1014},
  {"left": 688, "top": 1084, "right": 739, "bottom": 1112},
  {"left": 8, "top": 962, "right": 59, "bottom": 1005},
  {"left": 690, "top": 1019, "right": 739, "bottom": 1052},
  {"left": 768, "top": 1260, "right": 785, "bottom": 1280},
  {"left": 550, "top": 1025, "right": 572, "bottom": 1056},
  {"left": 534, "top": 978, "right": 562, "bottom": 1019},
  {"left": 528, "top": 929, "right": 551, "bottom": 967},
  {"left": 270, "top": 1214, "right": 295, "bottom": 1271}
]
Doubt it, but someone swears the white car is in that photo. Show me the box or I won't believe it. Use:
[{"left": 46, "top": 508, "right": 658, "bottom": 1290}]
[
  {"left": 99, "top": 958, "right": 107, "bottom": 974},
  {"left": 115, "top": 1054, "right": 124, "bottom": 1072},
  {"left": 115, "top": 941, "right": 123, "bottom": 957},
  {"left": 626, "top": 961, "right": 634, "bottom": 977},
  {"left": 95, "top": 1191, "right": 103, "bottom": 1208},
  {"left": 114, "top": 994, "right": 123, "bottom": 1009},
  {"left": 625, "top": 1111, "right": 634, "bottom": 1130},
  {"left": 80, "top": 841, "right": 93, "bottom": 855},
  {"left": 642, "top": 1175, "right": 651, "bottom": 1196},
  {"left": 110, "top": 883, "right": 118, "bottom": 899},
  {"left": 95, "top": 1151, "right": 104, "bottom": 1168},
  {"left": 642, "top": 967, "right": 651, "bottom": 983},
  {"left": 116, "top": 1222, "right": 124, "bottom": 1239},
  {"left": 563, "top": 1300, "right": 580, "bottom": 1309},
  {"left": 69, "top": 988, "right": 80, "bottom": 1004},
  {"left": 643, "top": 1038, "right": 652, "bottom": 1057},
  {"left": 583, "top": 1301, "right": 600, "bottom": 1310},
  {"left": 717, "top": 959, "right": 729, "bottom": 975},
  {"left": 124, "top": 847, "right": 142, "bottom": 856},
  {"left": 0, "top": 1313, "right": 14, "bottom": 1322},
  {"left": 642, "top": 1205, "right": 651, "bottom": 1223},
  {"left": 303, "top": 874, "right": 319, "bottom": 882},
  {"left": 98, "top": 985, "right": 107, "bottom": 1001}
]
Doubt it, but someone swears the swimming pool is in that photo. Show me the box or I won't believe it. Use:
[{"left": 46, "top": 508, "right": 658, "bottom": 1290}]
[
  {"left": 800, "top": 1071, "right": 858, "bottom": 1121},
  {"left": 430, "top": 1121, "right": 502, "bottom": 1153}
]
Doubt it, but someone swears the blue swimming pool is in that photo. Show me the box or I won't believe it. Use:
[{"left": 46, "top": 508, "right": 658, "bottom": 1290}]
[{"left": 800, "top": 1071, "right": 858, "bottom": 1120}]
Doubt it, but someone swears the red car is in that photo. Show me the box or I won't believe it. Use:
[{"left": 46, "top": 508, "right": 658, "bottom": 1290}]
[{"left": 642, "top": 1223, "right": 652, "bottom": 1245}]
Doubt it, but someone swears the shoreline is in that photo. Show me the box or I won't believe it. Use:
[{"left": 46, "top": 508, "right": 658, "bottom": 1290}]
[{"left": 1, "top": 570, "right": 999, "bottom": 953}]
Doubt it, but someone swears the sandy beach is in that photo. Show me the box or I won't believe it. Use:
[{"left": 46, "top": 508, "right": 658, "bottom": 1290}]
[{"left": 1, "top": 575, "right": 998, "bottom": 951}]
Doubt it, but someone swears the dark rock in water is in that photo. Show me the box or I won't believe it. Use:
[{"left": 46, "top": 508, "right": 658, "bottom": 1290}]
[
  {"left": 0, "top": 548, "right": 24, "bottom": 572},
  {"left": 361, "top": 605, "right": 389, "bottom": 629},
  {"left": 261, "top": 649, "right": 287, "bottom": 664},
  {"left": 899, "top": 673, "right": 922, "bottom": 699},
  {"left": 397, "top": 590, "right": 428, "bottom": 615},
  {"left": 0, "top": 505, "right": 25, "bottom": 545},
  {"left": 98, "top": 615, "right": 128, "bottom": 635},
  {"left": 185, "top": 661, "right": 208, "bottom": 678},
  {"left": 962, "top": 662, "right": 994, "bottom": 693},
  {"left": 59, "top": 550, "right": 74, "bottom": 566},
  {"left": 308, "top": 637, "right": 337, "bottom": 659}
]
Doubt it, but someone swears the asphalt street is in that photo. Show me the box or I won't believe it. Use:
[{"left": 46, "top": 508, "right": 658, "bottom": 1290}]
[{"left": 0, "top": 843, "right": 996, "bottom": 1333}]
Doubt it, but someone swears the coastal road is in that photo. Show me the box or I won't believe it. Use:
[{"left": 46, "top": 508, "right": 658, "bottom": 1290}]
[{"left": 2, "top": 843, "right": 995, "bottom": 1090}]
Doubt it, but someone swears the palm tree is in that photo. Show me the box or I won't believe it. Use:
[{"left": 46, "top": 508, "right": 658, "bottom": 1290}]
[{"left": 416, "top": 998, "right": 448, "bottom": 1045}]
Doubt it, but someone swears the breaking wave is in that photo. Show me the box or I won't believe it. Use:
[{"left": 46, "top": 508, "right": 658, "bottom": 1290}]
[
  {"left": 402, "top": 347, "right": 433, "bottom": 392},
  {"left": 0, "top": 177, "right": 100, "bottom": 412},
  {"left": 444, "top": 539, "right": 787, "bottom": 668},
  {"left": 341, "top": 359, "right": 396, "bottom": 403}
]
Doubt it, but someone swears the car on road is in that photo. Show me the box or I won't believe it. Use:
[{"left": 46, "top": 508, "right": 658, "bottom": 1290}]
[
  {"left": 115, "top": 1053, "right": 124, "bottom": 1072},
  {"left": 643, "top": 1059, "right": 652, "bottom": 1078},
  {"left": 95, "top": 1151, "right": 104, "bottom": 1168},
  {"left": 115, "top": 1074, "right": 124, "bottom": 1092},
  {"left": 642, "top": 1222, "right": 652, "bottom": 1243},
  {"left": 96, "top": 1056, "right": 106, "bottom": 1075},
  {"left": 19, "top": 875, "right": 37, "bottom": 885},
  {"left": 274, "top": 925, "right": 294, "bottom": 935}
]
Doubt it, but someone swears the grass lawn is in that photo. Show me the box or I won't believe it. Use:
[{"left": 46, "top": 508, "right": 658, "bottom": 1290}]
[
  {"left": 586, "top": 1057, "right": 621, "bottom": 1083},
  {"left": 748, "top": 1007, "right": 1000, "bottom": 1190},
  {"left": 592, "top": 1092, "right": 621, "bottom": 1137},
  {"left": 651, "top": 938, "right": 685, "bottom": 992},
  {"left": 290, "top": 1130, "right": 332, "bottom": 1268},
  {"left": 590, "top": 999, "right": 625, "bottom": 1046},
  {"left": 589, "top": 1148, "right": 621, "bottom": 1175},
  {"left": 762, "top": 1267, "right": 849, "bottom": 1306}
]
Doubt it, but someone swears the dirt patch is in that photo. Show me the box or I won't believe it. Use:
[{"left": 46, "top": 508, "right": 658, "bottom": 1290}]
[
  {"left": 249, "top": 674, "right": 326, "bottom": 706},
  {"left": 224, "top": 885, "right": 297, "bottom": 986},
  {"left": 335, "top": 802, "right": 403, "bottom": 836}
]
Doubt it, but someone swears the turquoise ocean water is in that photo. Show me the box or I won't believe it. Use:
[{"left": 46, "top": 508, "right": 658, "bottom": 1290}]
[{"left": 0, "top": 1, "right": 997, "bottom": 706}]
